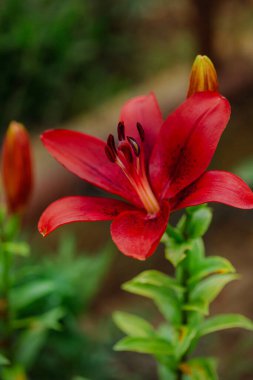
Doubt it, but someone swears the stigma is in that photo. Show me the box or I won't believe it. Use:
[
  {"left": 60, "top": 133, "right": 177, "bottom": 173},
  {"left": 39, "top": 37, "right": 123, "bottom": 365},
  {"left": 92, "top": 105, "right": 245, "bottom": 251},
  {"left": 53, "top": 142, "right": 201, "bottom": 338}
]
[{"left": 105, "top": 122, "right": 160, "bottom": 215}]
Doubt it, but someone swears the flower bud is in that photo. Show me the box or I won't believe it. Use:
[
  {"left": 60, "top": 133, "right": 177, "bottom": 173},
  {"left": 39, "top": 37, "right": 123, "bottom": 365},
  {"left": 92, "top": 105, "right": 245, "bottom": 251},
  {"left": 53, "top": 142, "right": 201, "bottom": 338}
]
[
  {"left": 1, "top": 122, "right": 33, "bottom": 214},
  {"left": 187, "top": 55, "right": 218, "bottom": 98}
]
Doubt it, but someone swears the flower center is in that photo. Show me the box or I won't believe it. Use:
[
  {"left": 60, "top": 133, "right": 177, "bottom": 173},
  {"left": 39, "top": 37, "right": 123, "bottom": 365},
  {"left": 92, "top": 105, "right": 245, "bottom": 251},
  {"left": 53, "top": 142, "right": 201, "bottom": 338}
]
[{"left": 105, "top": 121, "right": 160, "bottom": 215}]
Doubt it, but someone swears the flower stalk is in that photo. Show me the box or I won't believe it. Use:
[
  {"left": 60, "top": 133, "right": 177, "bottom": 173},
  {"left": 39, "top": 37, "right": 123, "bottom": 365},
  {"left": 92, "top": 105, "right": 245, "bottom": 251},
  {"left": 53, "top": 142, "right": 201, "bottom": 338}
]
[
  {"left": 0, "top": 209, "right": 17, "bottom": 358},
  {"left": 114, "top": 205, "right": 253, "bottom": 379}
]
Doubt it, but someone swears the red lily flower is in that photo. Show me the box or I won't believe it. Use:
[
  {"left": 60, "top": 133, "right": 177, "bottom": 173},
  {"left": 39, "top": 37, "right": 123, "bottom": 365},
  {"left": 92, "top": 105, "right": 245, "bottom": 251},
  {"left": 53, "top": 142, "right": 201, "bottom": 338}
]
[{"left": 38, "top": 92, "right": 253, "bottom": 260}]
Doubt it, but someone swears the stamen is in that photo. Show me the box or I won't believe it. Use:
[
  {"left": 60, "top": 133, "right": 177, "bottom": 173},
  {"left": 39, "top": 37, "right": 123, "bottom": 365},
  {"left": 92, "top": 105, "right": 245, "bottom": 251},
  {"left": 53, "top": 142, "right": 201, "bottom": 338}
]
[
  {"left": 136, "top": 122, "right": 145, "bottom": 141},
  {"left": 127, "top": 136, "right": 140, "bottom": 157},
  {"left": 117, "top": 121, "right": 125, "bottom": 141},
  {"left": 107, "top": 134, "right": 116, "bottom": 153},
  {"left": 104, "top": 124, "right": 160, "bottom": 215},
  {"left": 105, "top": 145, "right": 116, "bottom": 162}
]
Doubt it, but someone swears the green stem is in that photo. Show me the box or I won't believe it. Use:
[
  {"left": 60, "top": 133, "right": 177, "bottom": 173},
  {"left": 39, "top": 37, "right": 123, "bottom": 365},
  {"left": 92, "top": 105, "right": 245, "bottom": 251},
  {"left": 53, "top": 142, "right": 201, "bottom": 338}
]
[
  {"left": 0, "top": 230, "right": 13, "bottom": 357},
  {"left": 2, "top": 248, "right": 11, "bottom": 328},
  {"left": 177, "top": 260, "right": 190, "bottom": 380}
]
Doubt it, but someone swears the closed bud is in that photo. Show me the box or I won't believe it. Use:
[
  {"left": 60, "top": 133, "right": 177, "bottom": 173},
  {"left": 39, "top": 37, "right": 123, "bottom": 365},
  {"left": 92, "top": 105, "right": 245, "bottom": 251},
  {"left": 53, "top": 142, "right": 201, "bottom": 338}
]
[
  {"left": 1, "top": 122, "right": 33, "bottom": 214},
  {"left": 187, "top": 55, "right": 218, "bottom": 98}
]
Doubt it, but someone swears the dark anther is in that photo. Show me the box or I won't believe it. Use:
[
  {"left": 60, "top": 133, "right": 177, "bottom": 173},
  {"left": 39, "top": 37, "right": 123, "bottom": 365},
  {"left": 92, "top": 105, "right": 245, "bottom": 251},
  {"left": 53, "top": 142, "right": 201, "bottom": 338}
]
[
  {"left": 120, "top": 144, "right": 133, "bottom": 163},
  {"left": 127, "top": 136, "right": 140, "bottom": 157},
  {"left": 136, "top": 122, "right": 145, "bottom": 142},
  {"left": 107, "top": 134, "right": 116, "bottom": 153},
  {"left": 105, "top": 145, "right": 116, "bottom": 162},
  {"left": 117, "top": 121, "right": 125, "bottom": 141}
]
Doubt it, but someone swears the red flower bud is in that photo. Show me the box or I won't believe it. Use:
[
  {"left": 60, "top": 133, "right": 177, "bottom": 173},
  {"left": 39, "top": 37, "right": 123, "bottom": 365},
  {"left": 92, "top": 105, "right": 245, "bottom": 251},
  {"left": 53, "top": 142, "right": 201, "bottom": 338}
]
[
  {"left": 187, "top": 55, "right": 218, "bottom": 98},
  {"left": 1, "top": 122, "right": 33, "bottom": 214}
]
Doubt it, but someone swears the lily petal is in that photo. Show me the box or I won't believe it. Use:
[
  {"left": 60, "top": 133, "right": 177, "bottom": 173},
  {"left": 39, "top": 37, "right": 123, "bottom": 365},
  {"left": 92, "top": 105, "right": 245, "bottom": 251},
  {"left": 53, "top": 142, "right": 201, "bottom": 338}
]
[
  {"left": 38, "top": 196, "right": 135, "bottom": 237},
  {"left": 111, "top": 201, "right": 170, "bottom": 260},
  {"left": 120, "top": 92, "right": 163, "bottom": 160},
  {"left": 171, "top": 171, "right": 253, "bottom": 211},
  {"left": 150, "top": 92, "right": 230, "bottom": 199},
  {"left": 41, "top": 129, "right": 141, "bottom": 206}
]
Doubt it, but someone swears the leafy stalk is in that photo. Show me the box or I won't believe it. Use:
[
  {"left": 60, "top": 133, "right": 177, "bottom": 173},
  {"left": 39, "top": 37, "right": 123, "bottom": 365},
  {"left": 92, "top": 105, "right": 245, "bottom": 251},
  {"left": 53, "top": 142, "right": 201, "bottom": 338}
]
[{"left": 114, "top": 205, "right": 253, "bottom": 380}]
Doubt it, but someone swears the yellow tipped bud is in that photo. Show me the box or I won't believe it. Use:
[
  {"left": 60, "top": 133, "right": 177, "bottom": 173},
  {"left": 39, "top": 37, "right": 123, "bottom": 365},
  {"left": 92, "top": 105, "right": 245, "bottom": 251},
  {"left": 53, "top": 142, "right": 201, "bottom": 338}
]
[
  {"left": 1, "top": 121, "right": 33, "bottom": 214},
  {"left": 187, "top": 55, "right": 218, "bottom": 98}
]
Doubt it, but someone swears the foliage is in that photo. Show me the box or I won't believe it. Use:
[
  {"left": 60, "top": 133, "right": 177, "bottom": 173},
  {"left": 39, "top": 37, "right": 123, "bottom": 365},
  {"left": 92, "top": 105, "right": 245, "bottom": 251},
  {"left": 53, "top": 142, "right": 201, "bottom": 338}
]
[
  {"left": 0, "top": 207, "right": 116, "bottom": 380},
  {"left": 0, "top": 0, "right": 137, "bottom": 130},
  {"left": 113, "top": 205, "right": 253, "bottom": 379}
]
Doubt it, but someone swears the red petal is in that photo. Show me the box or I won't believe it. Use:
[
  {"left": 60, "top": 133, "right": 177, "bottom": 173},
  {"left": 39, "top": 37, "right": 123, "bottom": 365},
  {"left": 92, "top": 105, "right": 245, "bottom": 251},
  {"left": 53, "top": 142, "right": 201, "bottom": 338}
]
[
  {"left": 171, "top": 170, "right": 253, "bottom": 211},
  {"left": 150, "top": 92, "right": 231, "bottom": 199},
  {"left": 120, "top": 92, "right": 163, "bottom": 159},
  {"left": 111, "top": 201, "right": 170, "bottom": 260},
  {"left": 41, "top": 129, "right": 141, "bottom": 206},
  {"left": 38, "top": 196, "right": 135, "bottom": 236}
]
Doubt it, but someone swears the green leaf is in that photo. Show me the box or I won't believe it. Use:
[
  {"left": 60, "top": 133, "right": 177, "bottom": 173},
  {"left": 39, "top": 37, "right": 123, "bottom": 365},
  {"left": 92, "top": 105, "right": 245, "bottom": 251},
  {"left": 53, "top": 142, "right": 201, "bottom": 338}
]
[
  {"left": 185, "top": 206, "right": 212, "bottom": 239},
  {"left": 164, "top": 224, "right": 184, "bottom": 243},
  {"left": 114, "top": 336, "right": 173, "bottom": 355},
  {"left": 0, "top": 353, "right": 10, "bottom": 366},
  {"left": 186, "top": 239, "right": 205, "bottom": 275},
  {"left": 14, "top": 307, "right": 65, "bottom": 368},
  {"left": 2, "top": 242, "right": 30, "bottom": 257},
  {"left": 2, "top": 365, "right": 27, "bottom": 380},
  {"left": 183, "top": 300, "right": 208, "bottom": 315},
  {"left": 2, "top": 214, "right": 20, "bottom": 240},
  {"left": 190, "top": 273, "right": 239, "bottom": 309},
  {"left": 129, "top": 270, "right": 184, "bottom": 293},
  {"left": 10, "top": 280, "right": 55, "bottom": 310},
  {"left": 157, "top": 363, "right": 177, "bottom": 380},
  {"left": 176, "top": 326, "right": 197, "bottom": 359},
  {"left": 122, "top": 280, "right": 181, "bottom": 324},
  {"left": 188, "top": 256, "right": 235, "bottom": 285},
  {"left": 198, "top": 314, "right": 253, "bottom": 337},
  {"left": 182, "top": 357, "right": 218, "bottom": 380},
  {"left": 113, "top": 311, "right": 155, "bottom": 337},
  {"left": 157, "top": 324, "right": 178, "bottom": 346},
  {"left": 13, "top": 307, "right": 65, "bottom": 331},
  {"left": 14, "top": 328, "right": 47, "bottom": 369},
  {"left": 34, "top": 307, "right": 65, "bottom": 331},
  {"left": 164, "top": 238, "right": 192, "bottom": 267}
]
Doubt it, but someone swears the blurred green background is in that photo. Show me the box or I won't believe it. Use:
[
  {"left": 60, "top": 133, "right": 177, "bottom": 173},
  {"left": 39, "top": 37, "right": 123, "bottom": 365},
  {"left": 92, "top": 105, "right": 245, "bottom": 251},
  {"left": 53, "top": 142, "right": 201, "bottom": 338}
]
[
  {"left": 1, "top": 0, "right": 253, "bottom": 130},
  {"left": 1, "top": 0, "right": 253, "bottom": 379}
]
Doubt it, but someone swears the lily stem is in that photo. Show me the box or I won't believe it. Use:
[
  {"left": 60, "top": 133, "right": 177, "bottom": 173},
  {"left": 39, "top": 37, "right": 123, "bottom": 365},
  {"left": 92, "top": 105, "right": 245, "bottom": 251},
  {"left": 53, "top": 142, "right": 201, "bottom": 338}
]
[
  {"left": 177, "top": 260, "right": 189, "bottom": 380},
  {"left": 0, "top": 225, "right": 12, "bottom": 358}
]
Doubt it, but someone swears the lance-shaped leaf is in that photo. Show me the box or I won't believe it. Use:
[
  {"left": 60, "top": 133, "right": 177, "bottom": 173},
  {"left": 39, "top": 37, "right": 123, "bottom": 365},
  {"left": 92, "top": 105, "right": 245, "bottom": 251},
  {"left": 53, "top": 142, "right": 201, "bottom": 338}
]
[
  {"left": 164, "top": 237, "right": 192, "bottom": 267},
  {"left": 0, "top": 354, "right": 10, "bottom": 366},
  {"left": 113, "top": 311, "right": 155, "bottom": 337},
  {"left": 189, "top": 273, "right": 239, "bottom": 311},
  {"left": 122, "top": 278, "right": 181, "bottom": 324},
  {"left": 188, "top": 256, "right": 235, "bottom": 285},
  {"left": 10, "top": 280, "right": 55, "bottom": 310},
  {"left": 183, "top": 300, "right": 209, "bottom": 316},
  {"left": 129, "top": 270, "right": 184, "bottom": 294},
  {"left": 114, "top": 336, "right": 174, "bottom": 355},
  {"left": 187, "top": 238, "right": 205, "bottom": 274},
  {"left": 198, "top": 314, "right": 253, "bottom": 337},
  {"left": 2, "top": 241, "right": 30, "bottom": 257}
]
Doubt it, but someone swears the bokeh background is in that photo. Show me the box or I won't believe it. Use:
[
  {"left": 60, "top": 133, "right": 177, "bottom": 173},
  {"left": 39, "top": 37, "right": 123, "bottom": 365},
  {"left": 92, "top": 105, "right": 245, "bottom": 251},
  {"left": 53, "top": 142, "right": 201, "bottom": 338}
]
[{"left": 1, "top": 0, "right": 253, "bottom": 379}]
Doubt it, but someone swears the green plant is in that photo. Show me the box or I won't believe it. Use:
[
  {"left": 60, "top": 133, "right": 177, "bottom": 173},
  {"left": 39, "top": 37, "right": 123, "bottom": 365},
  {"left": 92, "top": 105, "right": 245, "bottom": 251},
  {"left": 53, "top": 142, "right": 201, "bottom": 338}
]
[{"left": 114, "top": 205, "right": 253, "bottom": 379}]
